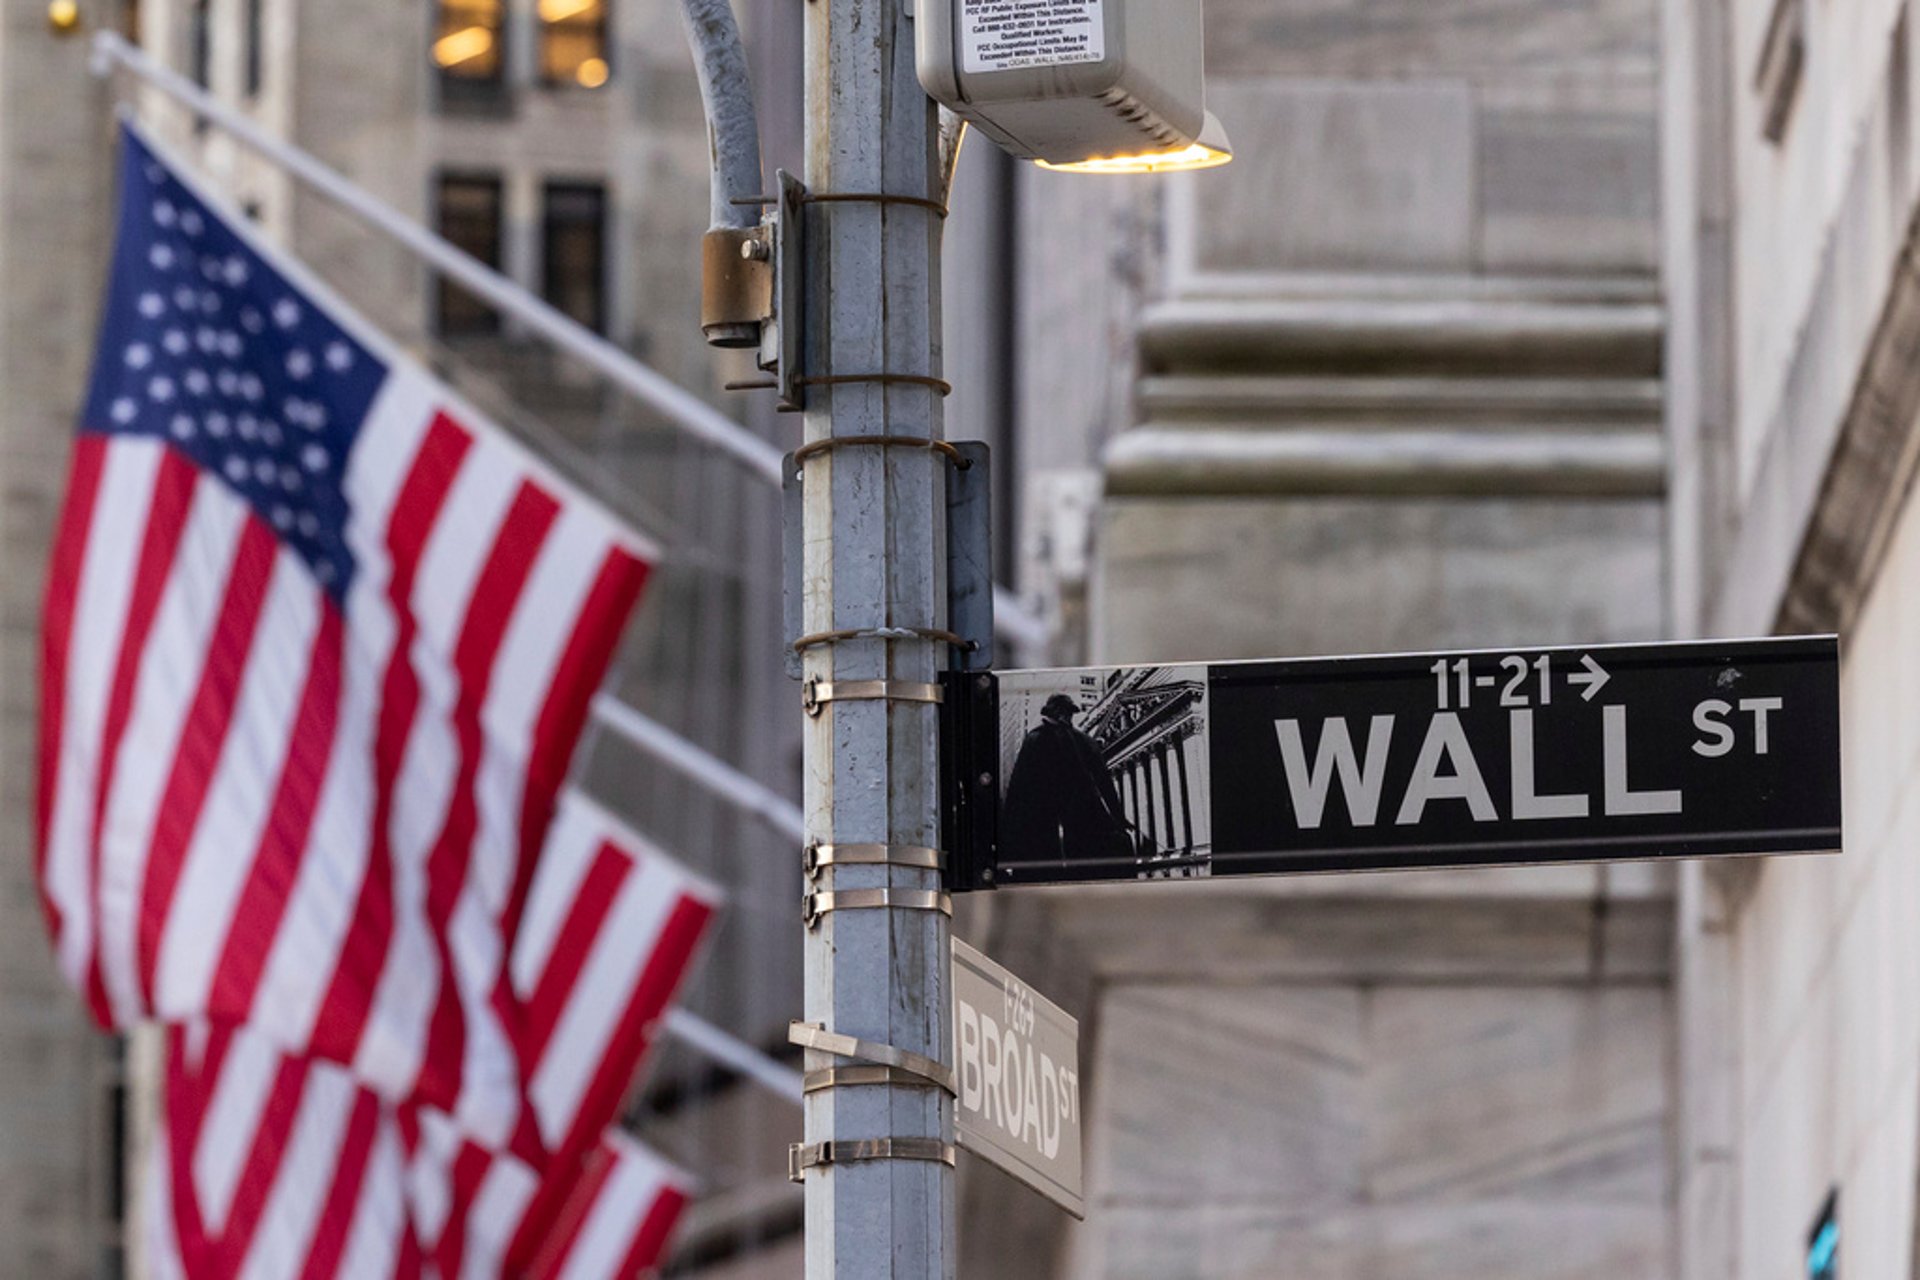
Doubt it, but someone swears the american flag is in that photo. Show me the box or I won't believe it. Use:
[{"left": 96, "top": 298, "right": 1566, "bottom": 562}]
[
  {"left": 147, "top": 1029, "right": 694, "bottom": 1278},
  {"left": 144, "top": 792, "right": 717, "bottom": 1277},
  {"left": 39, "top": 123, "right": 658, "bottom": 1150}
]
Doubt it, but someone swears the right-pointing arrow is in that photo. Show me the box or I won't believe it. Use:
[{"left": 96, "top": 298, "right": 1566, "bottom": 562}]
[{"left": 1569, "top": 654, "right": 1611, "bottom": 702}]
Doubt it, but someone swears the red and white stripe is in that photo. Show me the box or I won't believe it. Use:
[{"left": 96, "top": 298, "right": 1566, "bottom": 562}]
[
  {"left": 524, "top": 1134, "right": 692, "bottom": 1280},
  {"left": 43, "top": 349, "right": 653, "bottom": 1146},
  {"left": 148, "top": 1023, "right": 421, "bottom": 1279},
  {"left": 144, "top": 792, "right": 713, "bottom": 1277},
  {"left": 511, "top": 793, "right": 722, "bottom": 1162},
  {"left": 147, "top": 1025, "right": 694, "bottom": 1279}
]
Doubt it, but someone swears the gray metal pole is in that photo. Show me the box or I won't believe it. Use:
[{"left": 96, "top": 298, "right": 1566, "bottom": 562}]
[{"left": 800, "top": 0, "right": 955, "bottom": 1274}]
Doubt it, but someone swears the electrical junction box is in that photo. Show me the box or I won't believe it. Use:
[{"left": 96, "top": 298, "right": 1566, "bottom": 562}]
[{"left": 916, "top": 0, "right": 1228, "bottom": 171}]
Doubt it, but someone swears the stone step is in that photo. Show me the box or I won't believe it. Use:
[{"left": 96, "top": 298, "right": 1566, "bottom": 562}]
[
  {"left": 1103, "top": 427, "right": 1666, "bottom": 498},
  {"left": 1137, "top": 374, "right": 1664, "bottom": 428},
  {"left": 1138, "top": 297, "right": 1665, "bottom": 378}
]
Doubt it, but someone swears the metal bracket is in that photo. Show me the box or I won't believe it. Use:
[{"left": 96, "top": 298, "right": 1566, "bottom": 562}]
[
  {"left": 803, "top": 679, "right": 944, "bottom": 717},
  {"left": 803, "top": 887, "right": 952, "bottom": 928},
  {"left": 789, "top": 1138, "right": 956, "bottom": 1183},
  {"left": 805, "top": 843, "right": 946, "bottom": 874},
  {"left": 772, "top": 170, "right": 806, "bottom": 411},
  {"left": 945, "top": 441, "right": 995, "bottom": 672},
  {"left": 938, "top": 670, "right": 1002, "bottom": 894},
  {"left": 788, "top": 1022, "right": 957, "bottom": 1095}
]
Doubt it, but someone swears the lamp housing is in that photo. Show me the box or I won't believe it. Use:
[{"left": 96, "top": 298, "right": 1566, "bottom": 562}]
[{"left": 916, "top": 0, "right": 1227, "bottom": 171}]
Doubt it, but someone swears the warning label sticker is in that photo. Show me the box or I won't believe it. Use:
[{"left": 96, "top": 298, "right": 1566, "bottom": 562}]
[{"left": 961, "top": 0, "right": 1106, "bottom": 74}]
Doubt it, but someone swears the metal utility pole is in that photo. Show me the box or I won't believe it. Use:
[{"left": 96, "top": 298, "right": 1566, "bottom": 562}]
[{"left": 796, "top": 0, "right": 955, "bottom": 1277}]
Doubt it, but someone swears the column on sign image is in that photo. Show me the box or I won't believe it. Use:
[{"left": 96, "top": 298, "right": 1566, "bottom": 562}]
[{"left": 1079, "top": 668, "right": 1207, "bottom": 876}]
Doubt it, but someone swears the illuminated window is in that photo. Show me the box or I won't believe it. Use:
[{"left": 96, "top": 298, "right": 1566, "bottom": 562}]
[
  {"left": 435, "top": 174, "right": 504, "bottom": 336},
  {"left": 434, "top": 0, "right": 504, "bottom": 84},
  {"left": 539, "top": 0, "right": 609, "bottom": 88},
  {"left": 543, "top": 182, "right": 607, "bottom": 333}
]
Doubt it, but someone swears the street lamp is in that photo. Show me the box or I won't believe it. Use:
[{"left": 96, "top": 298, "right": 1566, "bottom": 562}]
[{"left": 915, "top": 0, "right": 1231, "bottom": 173}]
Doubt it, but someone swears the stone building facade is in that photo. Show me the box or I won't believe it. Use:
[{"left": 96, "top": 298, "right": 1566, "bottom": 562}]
[
  {"left": 956, "top": 1, "right": 1683, "bottom": 1276},
  {"left": 1666, "top": 0, "right": 1920, "bottom": 1276}
]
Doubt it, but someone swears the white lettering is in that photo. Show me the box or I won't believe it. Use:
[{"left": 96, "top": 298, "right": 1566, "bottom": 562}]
[
  {"left": 1038, "top": 1054, "right": 1062, "bottom": 1158},
  {"left": 1274, "top": 715, "right": 1395, "bottom": 828},
  {"left": 1022, "top": 1044, "right": 1043, "bottom": 1147},
  {"left": 958, "top": 1001, "right": 982, "bottom": 1112},
  {"left": 1396, "top": 713, "right": 1497, "bottom": 825},
  {"left": 1001, "top": 1028, "right": 1025, "bottom": 1137},
  {"left": 1509, "top": 709, "right": 1588, "bottom": 820},
  {"left": 1692, "top": 700, "right": 1734, "bottom": 758},
  {"left": 980, "top": 1010, "right": 1004, "bottom": 1128},
  {"left": 1741, "top": 697, "right": 1783, "bottom": 755},
  {"left": 1603, "top": 704, "right": 1682, "bottom": 815}
]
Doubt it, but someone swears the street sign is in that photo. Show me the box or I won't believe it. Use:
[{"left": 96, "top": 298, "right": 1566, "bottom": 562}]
[
  {"left": 943, "top": 636, "right": 1842, "bottom": 888},
  {"left": 951, "top": 938, "right": 1084, "bottom": 1218}
]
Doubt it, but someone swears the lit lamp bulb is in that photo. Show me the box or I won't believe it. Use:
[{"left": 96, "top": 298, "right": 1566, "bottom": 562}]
[
  {"left": 1036, "top": 111, "right": 1234, "bottom": 176},
  {"left": 47, "top": 0, "right": 81, "bottom": 35}
]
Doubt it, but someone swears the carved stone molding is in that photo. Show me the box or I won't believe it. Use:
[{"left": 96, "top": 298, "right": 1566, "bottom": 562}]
[
  {"left": 1755, "top": 0, "right": 1808, "bottom": 144},
  {"left": 1776, "top": 207, "right": 1920, "bottom": 635}
]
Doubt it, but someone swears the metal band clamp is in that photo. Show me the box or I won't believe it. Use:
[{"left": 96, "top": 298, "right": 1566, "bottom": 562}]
[
  {"left": 802, "top": 190, "right": 950, "bottom": 218},
  {"left": 791, "top": 434, "right": 966, "bottom": 466},
  {"left": 788, "top": 1022, "right": 957, "bottom": 1095},
  {"left": 805, "top": 842, "right": 946, "bottom": 874},
  {"left": 803, "top": 887, "right": 951, "bottom": 928},
  {"left": 789, "top": 1138, "right": 956, "bottom": 1183},
  {"left": 792, "top": 625, "right": 975, "bottom": 654},
  {"left": 803, "top": 679, "right": 944, "bottom": 718},
  {"left": 803, "top": 1065, "right": 939, "bottom": 1094},
  {"left": 795, "top": 374, "right": 955, "bottom": 398},
  {"left": 737, "top": 190, "right": 950, "bottom": 218}
]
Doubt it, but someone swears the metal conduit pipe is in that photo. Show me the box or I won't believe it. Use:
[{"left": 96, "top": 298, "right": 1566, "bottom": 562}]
[{"left": 676, "top": 0, "right": 766, "bottom": 231}]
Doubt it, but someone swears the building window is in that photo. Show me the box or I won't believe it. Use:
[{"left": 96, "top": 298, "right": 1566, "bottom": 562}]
[
  {"left": 538, "top": 0, "right": 610, "bottom": 88},
  {"left": 434, "top": 0, "right": 505, "bottom": 85},
  {"left": 189, "top": 0, "right": 210, "bottom": 88},
  {"left": 543, "top": 182, "right": 608, "bottom": 334},
  {"left": 436, "top": 174, "right": 504, "bottom": 336},
  {"left": 245, "top": 0, "right": 264, "bottom": 97}
]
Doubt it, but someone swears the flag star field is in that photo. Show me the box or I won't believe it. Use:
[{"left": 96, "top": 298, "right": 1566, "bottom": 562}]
[{"left": 82, "top": 132, "right": 381, "bottom": 598}]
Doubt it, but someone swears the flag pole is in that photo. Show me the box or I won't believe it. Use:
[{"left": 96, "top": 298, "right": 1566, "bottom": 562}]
[
  {"left": 83, "top": 31, "right": 1050, "bottom": 656},
  {"left": 661, "top": 1009, "right": 803, "bottom": 1104},
  {"left": 590, "top": 692, "right": 804, "bottom": 843}
]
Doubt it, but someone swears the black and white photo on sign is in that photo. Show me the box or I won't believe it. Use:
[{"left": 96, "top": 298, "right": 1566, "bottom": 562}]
[{"left": 997, "top": 665, "right": 1211, "bottom": 879}]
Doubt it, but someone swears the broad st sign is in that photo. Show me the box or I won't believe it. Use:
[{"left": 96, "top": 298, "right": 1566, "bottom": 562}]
[
  {"left": 951, "top": 939, "right": 1084, "bottom": 1217},
  {"left": 945, "top": 637, "right": 1841, "bottom": 888}
]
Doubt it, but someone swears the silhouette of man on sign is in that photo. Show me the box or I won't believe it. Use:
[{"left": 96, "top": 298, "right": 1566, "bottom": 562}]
[{"left": 1002, "top": 693, "right": 1143, "bottom": 866}]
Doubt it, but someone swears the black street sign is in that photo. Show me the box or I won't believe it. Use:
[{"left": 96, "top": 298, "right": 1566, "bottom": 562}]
[{"left": 941, "top": 637, "right": 1842, "bottom": 890}]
